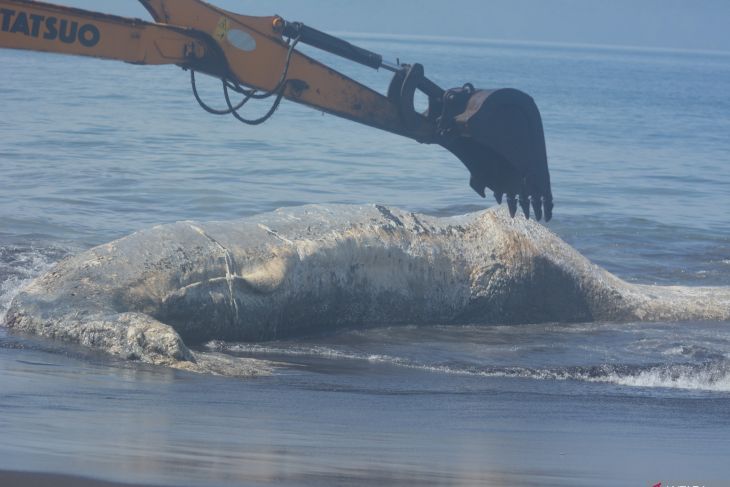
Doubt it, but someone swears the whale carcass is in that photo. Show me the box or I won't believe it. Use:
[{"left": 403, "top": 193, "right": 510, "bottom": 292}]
[{"left": 4, "top": 205, "right": 728, "bottom": 375}]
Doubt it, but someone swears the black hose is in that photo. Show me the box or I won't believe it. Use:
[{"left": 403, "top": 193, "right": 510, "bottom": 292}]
[
  {"left": 191, "top": 70, "right": 252, "bottom": 115},
  {"left": 189, "top": 35, "right": 300, "bottom": 124}
]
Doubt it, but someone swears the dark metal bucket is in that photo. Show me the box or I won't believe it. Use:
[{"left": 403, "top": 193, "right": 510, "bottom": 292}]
[{"left": 441, "top": 88, "right": 553, "bottom": 220}]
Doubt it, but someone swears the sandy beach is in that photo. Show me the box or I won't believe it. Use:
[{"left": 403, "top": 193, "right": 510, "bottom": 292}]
[{"left": 0, "top": 471, "right": 160, "bottom": 487}]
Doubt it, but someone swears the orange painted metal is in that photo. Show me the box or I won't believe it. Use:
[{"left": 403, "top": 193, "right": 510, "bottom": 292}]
[
  {"left": 0, "top": 0, "right": 424, "bottom": 138},
  {"left": 141, "top": 0, "right": 421, "bottom": 137},
  {"left": 0, "top": 0, "right": 208, "bottom": 65}
]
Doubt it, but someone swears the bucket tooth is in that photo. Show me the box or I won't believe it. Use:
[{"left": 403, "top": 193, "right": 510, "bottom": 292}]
[
  {"left": 544, "top": 197, "right": 554, "bottom": 222},
  {"left": 506, "top": 194, "right": 518, "bottom": 218},
  {"left": 469, "top": 177, "right": 487, "bottom": 198},
  {"left": 532, "top": 197, "right": 543, "bottom": 221},
  {"left": 519, "top": 194, "right": 530, "bottom": 219}
]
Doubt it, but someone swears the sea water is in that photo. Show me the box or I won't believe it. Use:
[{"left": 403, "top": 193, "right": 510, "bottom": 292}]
[{"left": 1, "top": 35, "right": 730, "bottom": 486}]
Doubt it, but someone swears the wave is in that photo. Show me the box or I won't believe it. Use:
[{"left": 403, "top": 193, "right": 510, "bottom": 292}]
[
  {"left": 398, "top": 361, "right": 730, "bottom": 393},
  {"left": 480, "top": 362, "right": 730, "bottom": 393},
  {"left": 661, "top": 344, "right": 727, "bottom": 361},
  {"left": 209, "top": 341, "right": 730, "bottom": 393},
  {"left": 0, "top": 245, "right": 60, "bottom": 322},
  {"left": 574, "top": 362, "right": 730, "bottom": 392},
  {"left": 206, "top": 341, "right": 409, "bottom": 364}
]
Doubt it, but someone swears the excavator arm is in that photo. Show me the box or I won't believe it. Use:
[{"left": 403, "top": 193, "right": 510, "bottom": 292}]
[
  {"left": 0, "top": 0, "right": 215, "bottom": 66},
  {"left": 0, "top": 0, "right": 553, "bottom": 220}
]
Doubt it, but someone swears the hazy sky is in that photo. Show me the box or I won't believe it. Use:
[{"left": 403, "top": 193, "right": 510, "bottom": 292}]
[{"left": 42, "top": 1, "right": 730, "bottom": 52}]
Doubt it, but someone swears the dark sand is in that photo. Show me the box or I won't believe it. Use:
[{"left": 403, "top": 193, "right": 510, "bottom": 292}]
[{"left": 0, "top": 471, "right": 160, "bottom": 487}]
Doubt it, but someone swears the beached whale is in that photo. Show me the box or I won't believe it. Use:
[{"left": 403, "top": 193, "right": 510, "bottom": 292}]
[{"left": 4, "top": 204, "right": 729, "bottom": 375}]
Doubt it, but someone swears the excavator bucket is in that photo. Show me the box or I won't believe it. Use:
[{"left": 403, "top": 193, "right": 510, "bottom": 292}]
[{"left": 440, "top": 88, "right": 553, "bottom": 221}]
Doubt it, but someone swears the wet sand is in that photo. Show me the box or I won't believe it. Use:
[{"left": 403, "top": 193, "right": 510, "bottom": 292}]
[
  {"left": 2, "top": 326, "right": 730, "bottom": 487},
  {"left": 0, "top": 471, "right": 160, "bottom": 487}
]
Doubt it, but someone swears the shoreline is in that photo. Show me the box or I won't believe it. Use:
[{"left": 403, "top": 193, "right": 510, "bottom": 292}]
[{"left": 0, "top": 471, "right": 163, "bottom": 487}]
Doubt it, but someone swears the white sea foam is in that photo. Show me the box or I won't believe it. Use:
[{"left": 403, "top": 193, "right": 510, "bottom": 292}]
[
  {"left": 418, "top": 362, "right": 730, "bottom": 392},
  {"left": 207, "top": 342, "right": 370, "bottom": 361},
  {"left": 0, "top": 247, "right": 57, "bottom": 322},
  {"left": 591, "top": 363, "right": 730, "bottom": 391}
]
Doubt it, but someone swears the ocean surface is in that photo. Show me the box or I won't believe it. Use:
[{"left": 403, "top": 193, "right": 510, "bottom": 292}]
[{"left": 1, "top": 32, "right": 730, "bottom": 486}]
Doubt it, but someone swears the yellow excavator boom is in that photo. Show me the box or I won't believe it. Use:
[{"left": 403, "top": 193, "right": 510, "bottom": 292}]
[
  {"left": 0, "top": 0, "right": 554, "bottom": 220},
  {"left": 0, "top": 0, "right": 207, "bottom": 65}
]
